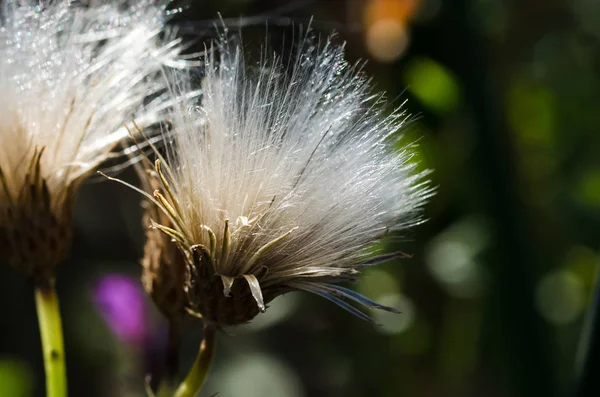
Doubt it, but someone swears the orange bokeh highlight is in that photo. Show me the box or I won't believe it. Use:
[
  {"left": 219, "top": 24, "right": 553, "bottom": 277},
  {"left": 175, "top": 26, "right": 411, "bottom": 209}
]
[{"left": 365, "top": 0, "right": 422, "bottom": 28}]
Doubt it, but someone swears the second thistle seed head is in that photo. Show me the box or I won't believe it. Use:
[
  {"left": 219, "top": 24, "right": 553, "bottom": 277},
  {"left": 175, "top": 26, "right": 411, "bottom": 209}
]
[
  {"left": 0, "top": 0, "right": 183, "bottom": 282},
  {"left": 137, "top": 35, "right": 432, "bottom": 326}
]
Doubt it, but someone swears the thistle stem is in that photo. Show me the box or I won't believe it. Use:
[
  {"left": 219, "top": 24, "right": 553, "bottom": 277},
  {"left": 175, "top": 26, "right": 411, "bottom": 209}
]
[
  {"left": 35, "top": 282, "right": 67, "bottom": 397},
  {"left": 172, "top": 323, "right": 216, "bottom": 397},
  {"left": 156, "top": 382, "right": 173, "bottom": 397},
  {"left": 573, "top": 258, "right": 600, "bottom": 397}
]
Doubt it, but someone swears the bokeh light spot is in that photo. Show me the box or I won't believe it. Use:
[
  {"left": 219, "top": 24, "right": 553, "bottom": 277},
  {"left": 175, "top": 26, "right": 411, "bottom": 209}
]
[
  {"left": 403, "top": 57, "right": 462, "bottom": 113},
  {"left": 535, "top": 270, "right": 586, "bottom": 325},
  {"left": 0, "top": 357, "right": 33, "bottom": 397},
  {"left": 213, "top": 354, "right": 305, "bottom": 397},
  {"left": 426, "top": 217, "right": 489, "bottom": 298},
  {"left": 574, "top": 168, "right": 600, "bottom": 210},
  {"left": 372, "top": 293, "right": 415, "bottom": 334},
  {"left": 366, "top": 19, "right": 410, "bottom": 63}
]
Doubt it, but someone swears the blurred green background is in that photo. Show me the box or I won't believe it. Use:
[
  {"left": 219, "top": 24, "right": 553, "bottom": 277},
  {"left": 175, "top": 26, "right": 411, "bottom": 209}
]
[{"left": 1, "top": 0, "right": 599, "bottom": 396}]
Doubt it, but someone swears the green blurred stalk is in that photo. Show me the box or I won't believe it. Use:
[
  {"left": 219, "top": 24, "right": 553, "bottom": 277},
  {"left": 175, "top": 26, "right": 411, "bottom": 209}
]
[
  {"left": 172, "top": 323, "right": 216, "bottom": 397},
  {"left": 35, "top": 282, "right": 67, "bottom": 397},
  {"left": 448, "top": 1, "right": 559, "bottom": 395},
  {"left": 573, "top": 259, "right": 600, "bottom": 397},
  {"left": 157, "top": 381, "right": 173, "bottom": 397}
]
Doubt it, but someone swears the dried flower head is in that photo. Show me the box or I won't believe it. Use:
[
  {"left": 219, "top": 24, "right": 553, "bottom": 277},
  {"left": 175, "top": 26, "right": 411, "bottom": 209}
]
[
  {"left": 0, "top": 0, "right": 182, "bottom": 283},
  {"left": 134, "top": 37, "right": 432, "bottom": 326},
  {"left": 138, "top": 157, "right": 189, "bottom": 321}
]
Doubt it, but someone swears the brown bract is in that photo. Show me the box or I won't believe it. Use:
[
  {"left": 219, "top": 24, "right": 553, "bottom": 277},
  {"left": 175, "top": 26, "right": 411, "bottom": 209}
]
[
  {"left": 139, "top": 160, "right": 189, "bottom": 321},
  {"left": 184, "top": 250, "right": 288, "bottom": 325},
  {"left": 0, "top": 148, "right": 76, "bottom": 284}
]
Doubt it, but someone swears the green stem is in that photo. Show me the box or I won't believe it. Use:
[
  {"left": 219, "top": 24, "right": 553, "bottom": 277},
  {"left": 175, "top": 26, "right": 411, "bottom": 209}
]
[
  {"left": 172, "top": 323, "right": 216, "bottom": 397},
  {"left": 156, "top": 381, "right": 173, "bottom": 397},
  {"left": 35, "top": 282, "right": 67, "bottom": 397}
]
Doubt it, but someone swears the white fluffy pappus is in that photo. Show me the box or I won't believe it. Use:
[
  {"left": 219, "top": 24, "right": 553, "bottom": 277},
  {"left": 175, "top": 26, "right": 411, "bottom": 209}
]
[
  {"left": 139, "top": 36, "right": 433, "bottom": 325},
  {"left": 0, "top": 0, "right": 182, "bottom": 277}
]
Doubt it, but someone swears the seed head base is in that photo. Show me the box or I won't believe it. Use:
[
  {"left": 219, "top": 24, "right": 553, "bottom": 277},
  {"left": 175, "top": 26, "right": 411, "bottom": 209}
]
[
  {"left": 127, "top": 158, "right": 290, "bottom": 326},
  {"left": 0, "top": 148, "right": 74, "bottom": 284},
  {"left": 141, "top": 189, "right": 189, "bottom": 321}
]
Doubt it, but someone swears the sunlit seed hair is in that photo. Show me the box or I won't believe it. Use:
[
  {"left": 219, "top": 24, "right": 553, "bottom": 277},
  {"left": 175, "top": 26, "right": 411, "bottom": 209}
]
[
  {"left": 135, "top": 34, "right": 432, "bottom": 326},
  {"left": 0, "top": 0, "right": 183, "bottom": 283}
]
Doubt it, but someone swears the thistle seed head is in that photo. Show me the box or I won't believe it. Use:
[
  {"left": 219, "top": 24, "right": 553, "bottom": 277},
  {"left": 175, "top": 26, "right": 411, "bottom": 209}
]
[
  {"left": 0, "top": 0, "right": 183, "bottom": 281},
  {"left": 137, "top": 36, "right": 433, "bottom": 326}
]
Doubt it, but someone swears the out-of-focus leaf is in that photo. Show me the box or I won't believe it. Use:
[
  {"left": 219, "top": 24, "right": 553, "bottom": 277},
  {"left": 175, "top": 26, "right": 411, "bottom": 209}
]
[
  {"left": 403, "top": 57, "right": 462, "bottom": 114},
  {"left": 0, "top": 357, "right": 33, "bottom": 397}
]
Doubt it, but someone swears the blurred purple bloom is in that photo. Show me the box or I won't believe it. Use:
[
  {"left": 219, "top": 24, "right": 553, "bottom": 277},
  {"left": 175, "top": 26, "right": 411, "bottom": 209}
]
[{"left": 93, "top": 274, "right": 149, "bottom": 345}]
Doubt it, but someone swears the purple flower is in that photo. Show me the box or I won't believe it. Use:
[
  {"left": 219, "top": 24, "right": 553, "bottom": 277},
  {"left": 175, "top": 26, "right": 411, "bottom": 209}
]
[{"left": 93, "top": 274, "right": 149, "bottom": 345}]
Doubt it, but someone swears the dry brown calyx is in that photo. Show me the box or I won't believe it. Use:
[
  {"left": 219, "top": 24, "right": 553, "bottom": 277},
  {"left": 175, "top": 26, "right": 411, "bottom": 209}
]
[
  {"left": 138, "top": 160, "right": 189, "bottom": 322},
  {"left": 131, "top": 158, "right": 292, "bottom": 327},
  {"left": 184, "top": 247, "right": 283, "bottom": 326},
  {"left": 0, "top": 148, "right": 75, "bottom": 284}
]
